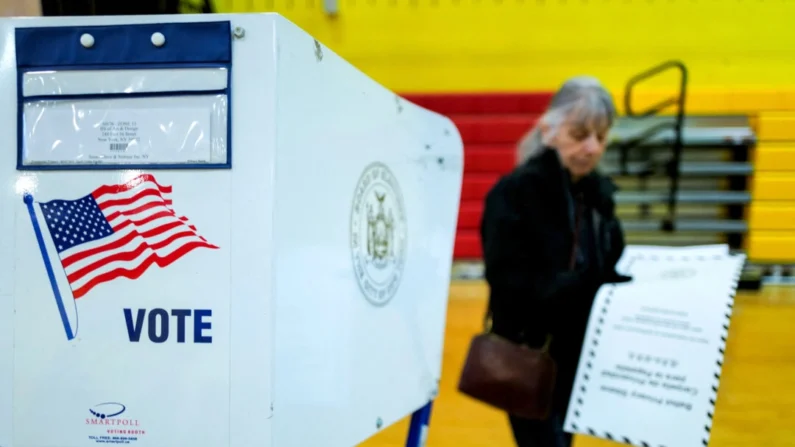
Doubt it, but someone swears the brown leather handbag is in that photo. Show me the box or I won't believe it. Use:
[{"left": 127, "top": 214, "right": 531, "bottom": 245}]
[
  {"left": 460, "top": 191, "right": 588, "bottom": 420},
  {"left": 457, "top": 318, "right": 557, "bottom": 420}
]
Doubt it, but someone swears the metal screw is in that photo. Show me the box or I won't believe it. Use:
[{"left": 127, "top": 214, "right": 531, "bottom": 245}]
[{"left": 233, "top": 26, "right": 246, "bottom": 39}]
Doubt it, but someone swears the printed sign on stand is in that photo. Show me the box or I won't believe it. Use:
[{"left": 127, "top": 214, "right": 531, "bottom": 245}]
[{"left": 564, "top": 245, "right": 745, "bottom": 447}]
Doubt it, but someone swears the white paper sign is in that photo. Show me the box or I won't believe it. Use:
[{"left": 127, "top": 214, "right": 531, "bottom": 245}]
[
  {"left": 563, "top": 245, "right": 745, "bottom": 447},
  {"left": 22, "top": 102, "right": 214, "bottom": 166}
]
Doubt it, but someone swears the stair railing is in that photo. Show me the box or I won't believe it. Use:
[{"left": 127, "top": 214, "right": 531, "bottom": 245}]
[{"left": 619, "top": 60, "right": 688, "bottom": 231}]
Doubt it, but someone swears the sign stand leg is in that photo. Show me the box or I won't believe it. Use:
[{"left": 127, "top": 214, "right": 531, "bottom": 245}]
[{"left": 405, "top": 401, "right": 433, "bottom": 447}]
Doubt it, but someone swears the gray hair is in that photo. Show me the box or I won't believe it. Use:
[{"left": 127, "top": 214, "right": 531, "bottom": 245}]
[{"left": 516, "top": 76, "right": 617, "bottom": 164}]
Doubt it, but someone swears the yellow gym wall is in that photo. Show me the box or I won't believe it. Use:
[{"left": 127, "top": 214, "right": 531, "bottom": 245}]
[
  {"left": 210, "top": 0, "right": 795, "bottom": 261},
  {"left": 212, "top": 0, "right": 795, "bottom": 113}
]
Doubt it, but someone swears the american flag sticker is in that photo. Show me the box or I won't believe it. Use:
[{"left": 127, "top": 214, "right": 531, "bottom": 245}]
[{"left": 23, "top": 174, "right": 219, "bottom": 341}]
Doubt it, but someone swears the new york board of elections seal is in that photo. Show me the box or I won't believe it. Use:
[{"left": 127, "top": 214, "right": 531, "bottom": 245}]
[{"left": 350, "top": 162, "right": 407, "bottom": 306}]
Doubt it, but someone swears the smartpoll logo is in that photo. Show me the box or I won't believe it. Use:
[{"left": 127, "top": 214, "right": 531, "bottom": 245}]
[
  {"left": 89, "top": 402, "right": 127, "bottom": 420},
  {"left": 23, "top": 174, "right": 218, "bottom": 343},
  {"left": 86, "top": 402, "right": 146, "bottom": 444}
]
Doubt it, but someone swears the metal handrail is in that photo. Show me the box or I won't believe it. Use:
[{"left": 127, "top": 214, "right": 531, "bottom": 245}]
[{"left": 620, "top": 60, "right": 688, "bottom": 231}]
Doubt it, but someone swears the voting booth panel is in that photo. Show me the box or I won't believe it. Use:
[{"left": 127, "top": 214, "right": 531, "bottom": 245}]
[
  {"left": 0, "top": 13, "right": 464, "bottom": 447},
  {"left": 269, "top": 16, "right": 463, "bottom": 447}
]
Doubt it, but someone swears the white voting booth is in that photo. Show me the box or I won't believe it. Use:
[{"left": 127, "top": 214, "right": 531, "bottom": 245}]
[{"left": 0, "top": 13, "right": 464, "bottom": 447}]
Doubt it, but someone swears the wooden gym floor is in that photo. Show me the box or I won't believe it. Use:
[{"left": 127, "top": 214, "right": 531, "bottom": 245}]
[{"left": 359, "top": 281, "right": 795, "bottom": 447}]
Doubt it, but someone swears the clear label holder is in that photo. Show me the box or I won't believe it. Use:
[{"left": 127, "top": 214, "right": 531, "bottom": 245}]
[{"left": 15, "top": 21, "right": 233, "bottom": 170}]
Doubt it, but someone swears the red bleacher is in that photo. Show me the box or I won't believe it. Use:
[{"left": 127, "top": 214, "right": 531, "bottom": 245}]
[{"left": 402, "top": 93, "right": 554, "bottom": 259}]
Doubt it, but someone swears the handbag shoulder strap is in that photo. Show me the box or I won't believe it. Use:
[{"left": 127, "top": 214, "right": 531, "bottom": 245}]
[{"left": 483, "top": 304, "right": 493, "bottom": 333}]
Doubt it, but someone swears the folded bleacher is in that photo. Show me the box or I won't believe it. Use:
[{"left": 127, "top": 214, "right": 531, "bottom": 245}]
[{"left": 405, "top": 94, "right": 756, "bottom": 258}]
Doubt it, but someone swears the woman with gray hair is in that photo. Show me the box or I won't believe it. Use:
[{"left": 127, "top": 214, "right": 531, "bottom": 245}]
[{"left": 479, "top": 77, "right": 632, "bottom": 447}]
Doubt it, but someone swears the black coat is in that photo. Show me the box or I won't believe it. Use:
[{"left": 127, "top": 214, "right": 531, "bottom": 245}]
[{"left": 479, "top": 147, "right": 631, "bottom": 411}]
